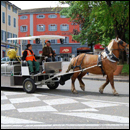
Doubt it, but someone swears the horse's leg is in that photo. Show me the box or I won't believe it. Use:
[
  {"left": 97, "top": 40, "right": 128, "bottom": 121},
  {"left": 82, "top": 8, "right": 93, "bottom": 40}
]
[
  {"left": 99, "top": 75, "right": 109, "bottom": 94},
  {"left": 78, "top": 73, "right": 85, "bottom": 91},
  {"left": 71, "top": 72, "right": 80, "bottom": 94},
  {"left": 107, "top": 73, "right": 119, "bottom": 96}
]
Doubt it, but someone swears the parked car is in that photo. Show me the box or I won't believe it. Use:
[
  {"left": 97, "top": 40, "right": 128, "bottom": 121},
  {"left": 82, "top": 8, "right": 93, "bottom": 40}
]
[{"left": 1, "top": 57, "right": 10, "bottom": 64}]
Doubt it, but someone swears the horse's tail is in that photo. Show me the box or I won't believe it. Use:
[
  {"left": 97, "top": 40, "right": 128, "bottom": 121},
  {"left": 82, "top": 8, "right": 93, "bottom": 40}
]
[{"left": 66, "top": 57, "right": 75, "bottom": 73}]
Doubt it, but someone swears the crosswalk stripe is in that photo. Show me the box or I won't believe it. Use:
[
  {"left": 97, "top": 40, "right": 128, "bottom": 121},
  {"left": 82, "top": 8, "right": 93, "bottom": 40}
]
[
  {"left": 1, "top": 104, "right": 15, "bottom": 111},
  {"left": 17, "top": 105, "right": 57, "bottom": 112},
  {"left": 56, "top": 112, "right": 129, "bottom": 123},
  {"left": 9, "top": 97, "right": 41, "bottom": 104},
  {"left": 1, "top": 116, "right": 42, "bottom": 124}
]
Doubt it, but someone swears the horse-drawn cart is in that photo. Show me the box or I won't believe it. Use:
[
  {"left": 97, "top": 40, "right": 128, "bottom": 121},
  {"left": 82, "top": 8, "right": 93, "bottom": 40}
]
[{"left": 1, "top": 35, "right": 72, "bottom": 93}]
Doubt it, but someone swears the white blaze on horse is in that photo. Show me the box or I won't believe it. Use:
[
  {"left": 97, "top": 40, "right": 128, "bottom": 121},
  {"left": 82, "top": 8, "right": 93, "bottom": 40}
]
[{"left": 66, "top": 37, "right": 129, "bottom": 95}]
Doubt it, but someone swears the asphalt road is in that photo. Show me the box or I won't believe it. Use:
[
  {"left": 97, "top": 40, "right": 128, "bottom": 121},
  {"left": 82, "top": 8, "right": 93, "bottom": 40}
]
[{"left": 1, "top": 79, "right": 129, "bottom": 129}]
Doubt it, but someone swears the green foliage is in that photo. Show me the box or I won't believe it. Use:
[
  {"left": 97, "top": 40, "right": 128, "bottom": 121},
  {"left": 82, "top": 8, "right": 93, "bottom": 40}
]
[
  {"left": 59, "top": 1, "right": 129, "bottom": 46},
  {"left": 121, "top": 63, "right": 129, "bottom": 75}
]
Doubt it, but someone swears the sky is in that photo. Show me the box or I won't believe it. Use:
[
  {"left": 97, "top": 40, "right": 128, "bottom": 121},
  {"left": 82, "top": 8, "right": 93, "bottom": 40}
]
[{"left": 9, "top": 1, "right": 69, "bottom": 10}]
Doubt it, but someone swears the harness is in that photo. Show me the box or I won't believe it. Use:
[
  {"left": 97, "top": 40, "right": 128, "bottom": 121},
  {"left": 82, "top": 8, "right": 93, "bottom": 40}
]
[
  {"left": 104, "top": 47, "right": 119, "bottom": 62},
  {"left": 70, "top": 40, "right": 128, "bottom": 77},
  {"left": 72, "top": 54, "right": 86, "bottom": 72},
  {"left": 97, "top": 53, "right": 106, "bottom": 76},
  {"left": 72, "top": 53, "right": 106, "bottom": 76}
]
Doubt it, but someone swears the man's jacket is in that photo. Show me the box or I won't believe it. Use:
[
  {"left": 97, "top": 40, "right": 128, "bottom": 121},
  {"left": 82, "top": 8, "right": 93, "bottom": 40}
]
[
  {"left": 22, "top": 49, "right": 36, "bottom": 61},
  {"left": 42, "top": 45, "right": 55, "bottom": 57}
]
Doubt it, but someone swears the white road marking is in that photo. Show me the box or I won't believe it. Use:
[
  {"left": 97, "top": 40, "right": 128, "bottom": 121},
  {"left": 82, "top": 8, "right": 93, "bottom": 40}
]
[
  {"left": 1, "top": 96, "right": 8, "bottom": 100},
  {"left": 43, "top": 98, "right": 78, "bottom": 105},
  {"left": 1, "top": 104, "right": 15, "bottom": 111},
  {"left": 9, "top": 97, "right": 41, "bottom": 104},
  {"left": 1, "top": 124, "right": 129, "bottom": 127},
  {"left": 76, "top": 97, "right": 129, "bottom": 105},
  {"left": 3, "top": 92, "right": 25, "bottom": 96},
  {"left": 81, "top": 101, "right": 119, "bottom": 108},
  {"left": 56, "top": 112, "right": 129, "bottom": 123},
  {"left": 32, "top": 94, "right": 46, "bottom": 97},
  {"left": 1, "top": 116, "right": 42, "bottom": 124},
  {"left": 17, "top": 105, "right": 57, "bottom": 112},
  {"left": 67, "top": 108, "right": 98, "bottom": 112}
]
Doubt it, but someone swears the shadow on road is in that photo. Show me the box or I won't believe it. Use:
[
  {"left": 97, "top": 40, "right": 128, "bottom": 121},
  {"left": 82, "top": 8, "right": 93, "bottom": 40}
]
[{"left": 1, "top": 86, "right": 129, "bottom": 98}]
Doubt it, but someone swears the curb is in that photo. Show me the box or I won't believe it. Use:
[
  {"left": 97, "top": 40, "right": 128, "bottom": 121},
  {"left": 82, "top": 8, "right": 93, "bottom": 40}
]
[{"left": 83, "top": 77, "right": 129, "bottom": 82}]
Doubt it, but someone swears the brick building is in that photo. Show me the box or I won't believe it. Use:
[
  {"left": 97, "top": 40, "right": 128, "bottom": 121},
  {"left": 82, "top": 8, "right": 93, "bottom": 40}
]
[{"left": 18, "top": 7, "right": 88, "bottom": 59}]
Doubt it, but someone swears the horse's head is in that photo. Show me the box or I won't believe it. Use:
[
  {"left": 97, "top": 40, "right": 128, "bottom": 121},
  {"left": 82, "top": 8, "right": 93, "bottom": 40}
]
[
  {"left": 108, "top": 37, "right": 129, "bottom": 54},
  {"left": 115, "top": 37, "right": 129, "bottom": 53}
]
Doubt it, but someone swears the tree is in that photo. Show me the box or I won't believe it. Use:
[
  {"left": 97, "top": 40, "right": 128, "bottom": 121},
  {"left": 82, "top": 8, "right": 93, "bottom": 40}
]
[
  {"left": 60, "top": 1, "right": 129, "bottom": 44},
  {"left": 60, "top": 1, "right": 129, "bottom": 62}
]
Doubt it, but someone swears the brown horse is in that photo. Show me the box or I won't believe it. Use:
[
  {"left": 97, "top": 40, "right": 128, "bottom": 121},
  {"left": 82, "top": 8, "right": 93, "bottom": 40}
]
[{"left": 66, "top": 37, "right": 129, "bottom": 95}]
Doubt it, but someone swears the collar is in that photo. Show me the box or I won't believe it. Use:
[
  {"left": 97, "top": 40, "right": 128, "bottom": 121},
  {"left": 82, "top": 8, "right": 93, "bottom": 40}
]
[{"left": 102, "top": 47, "right": 119, "bottom": 62}]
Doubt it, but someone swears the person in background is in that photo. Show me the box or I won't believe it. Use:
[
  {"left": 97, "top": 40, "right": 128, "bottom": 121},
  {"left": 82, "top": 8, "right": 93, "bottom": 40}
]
[
  {"left": 22, "top": 44, "right": 40, "bottom": 75},
  {"left": 42, "top": 40, "right": 57, "bottom": 62}
]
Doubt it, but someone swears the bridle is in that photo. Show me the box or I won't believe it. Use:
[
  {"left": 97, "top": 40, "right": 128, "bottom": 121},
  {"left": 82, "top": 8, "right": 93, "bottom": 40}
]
[
  {"left": 112, "top": 40, "right": 128, "bottom": 51},
  {"left": 118, "top": 40, "right": 128, "bottom": 51}
]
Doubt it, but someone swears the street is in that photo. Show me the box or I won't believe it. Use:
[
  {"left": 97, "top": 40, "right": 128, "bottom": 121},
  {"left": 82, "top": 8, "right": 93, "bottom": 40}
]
[{"left": 1, "top": 79, "right": 129, "bottom": 129}]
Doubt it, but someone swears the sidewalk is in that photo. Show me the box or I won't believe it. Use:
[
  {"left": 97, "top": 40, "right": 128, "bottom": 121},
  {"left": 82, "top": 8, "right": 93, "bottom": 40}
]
[
  {"left": 62, "top": 62, "right": 129, "bottom": 82},
  {"left": 83, "top": 73, "right": 129, "bottom": 82}
]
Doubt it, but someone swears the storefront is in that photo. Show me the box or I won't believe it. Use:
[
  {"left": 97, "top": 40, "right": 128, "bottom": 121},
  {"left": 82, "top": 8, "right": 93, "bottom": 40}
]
[{"left": 60, "top": 47, "right": 72, "bottom": 61}]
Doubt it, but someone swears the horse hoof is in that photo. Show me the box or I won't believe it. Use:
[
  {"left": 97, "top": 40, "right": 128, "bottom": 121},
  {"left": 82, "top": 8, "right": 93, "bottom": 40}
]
[
  {"left": 99, "top": 89, "right": 103, "bottom": 94},
  {"left": 113, "top": 92, "right": 119, "bottom": 96},
  {"left": 72, "top": 90, "right": 78, "bottom": 94},
  {"left": 81, "top": 87, "right": 85, "bottom": 91}
]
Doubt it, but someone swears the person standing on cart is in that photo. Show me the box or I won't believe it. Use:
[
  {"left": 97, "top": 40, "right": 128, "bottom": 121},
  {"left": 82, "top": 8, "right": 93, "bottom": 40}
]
[
  {"left": 22, "top": 44, "right": 40, "bottom": 75},
  {"left": 42, "top": 40, "right": 57, "bottom": 62}
]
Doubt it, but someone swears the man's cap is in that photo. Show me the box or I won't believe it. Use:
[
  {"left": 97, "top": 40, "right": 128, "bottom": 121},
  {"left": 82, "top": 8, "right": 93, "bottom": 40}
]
[{"left": 45, "top": 40, "right": 50, "bottom": 44}]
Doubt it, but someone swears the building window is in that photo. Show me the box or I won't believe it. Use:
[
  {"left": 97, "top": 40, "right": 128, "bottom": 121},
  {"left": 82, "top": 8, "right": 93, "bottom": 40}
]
[
  {"left": 2, "top": 12, "right": 5, "bottom": 23},
  {"left": 37, "top": 14, "right": 45, "bottom": 19},
  {"left": 22, "top": 40, "right": 27, "bottom": 44},
  {"left": 7, "top": 32, "right": 12, "bottom": 43},
  {"left": 60, "top": 15, "right": 66, "bottom": 18},
  {"left": 37, "top": 24, "right": 45, "bottom": 31},
  {"left": 49, "top": 24, "right": 57, "bottom": 31},
  {"left": 8, "top": 15, "right": 11, "bottom": 26},
  {"left": 60, "top": 24, "right": 69, "bottom": 31},
  {"left": 20, "top": 15, "right": 28, "bottom": 19},
  {"left": 13, "top": 7, "right": 17, "bottom": 13},
  {"left": 8, "top": 5, "right": 11, "bottom": 10},
  {"left": 1, "top": 1, "right": 6, "bottom": 7},
  {"left": 48, "top": 14, "right": 57, "bottom": 18},
  {"left": 14, "top": 18, "right": 16, "bottom": 27},
  {"left": 71, "top": 23, "right": 77, "bottom": 25},
  {"left": 1, "top": 30, "right": 6, "bottom": 42},
  {"left": 20, "top": 25, "right": 28, "bottom": 32},
  {"left": 13, "top": 34, "right": 17, "bottom": 44}
]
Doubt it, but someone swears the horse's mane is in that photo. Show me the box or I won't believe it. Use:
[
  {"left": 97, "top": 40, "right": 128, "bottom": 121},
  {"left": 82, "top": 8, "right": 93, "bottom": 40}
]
[
  {"left": 102, "top": 38, "right": 121, "bottom": 57},
  {"left": 107, "top": 40, "right": 114, "bottom": 54},
  {"left": 107, "top": 38, "right": 121, "bottom": 54}
]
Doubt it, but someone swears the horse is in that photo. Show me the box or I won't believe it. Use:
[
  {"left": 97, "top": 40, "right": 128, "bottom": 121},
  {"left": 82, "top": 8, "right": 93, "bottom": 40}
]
[{"left": 66, "top": 37, "right": 129, "bottom": 95}]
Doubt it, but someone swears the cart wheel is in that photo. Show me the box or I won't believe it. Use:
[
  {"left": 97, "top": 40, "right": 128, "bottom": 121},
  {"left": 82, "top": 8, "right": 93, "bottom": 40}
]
[
  {"left": 47, "top": 77, "right": 59, "bottom": 89},
  {"left": 23, "top": 78, "right": 36, "bottom": 93}
]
